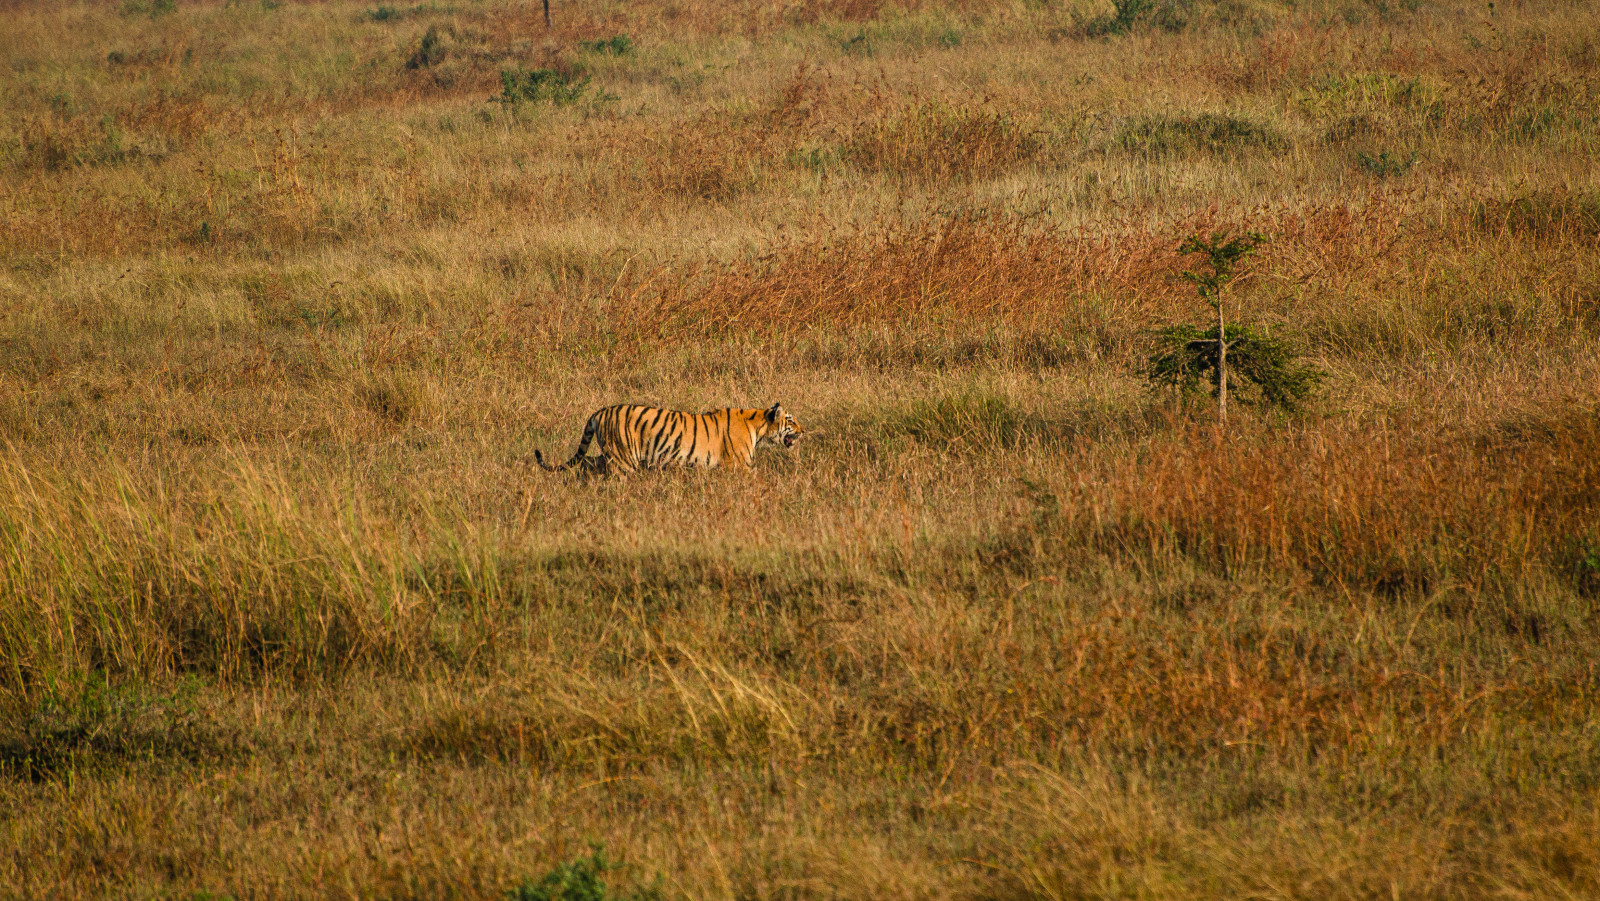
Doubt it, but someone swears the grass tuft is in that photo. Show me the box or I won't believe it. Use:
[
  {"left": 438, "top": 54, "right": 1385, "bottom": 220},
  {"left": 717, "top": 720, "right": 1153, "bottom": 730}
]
[
  {"left": 840, "top": 100, "right": 1046, "bottom": 183},
  {"left": 0, "top": 678, "right": 242, "bottom": 782},
  {"left": 1473, "top": 189, "right": 1600, "bottom": 240},
  {"left": 1116, "top": 112, "right": 1284, "bottom": 157},
  {"left": 884, "top": 392, "right": 1052, "bottom": 450}
]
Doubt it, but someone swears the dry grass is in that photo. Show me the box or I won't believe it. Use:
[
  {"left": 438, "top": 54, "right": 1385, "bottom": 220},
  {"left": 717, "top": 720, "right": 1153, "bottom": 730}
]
[{"left": 3, "top": 0, "right": 1600, "bottom": 897}]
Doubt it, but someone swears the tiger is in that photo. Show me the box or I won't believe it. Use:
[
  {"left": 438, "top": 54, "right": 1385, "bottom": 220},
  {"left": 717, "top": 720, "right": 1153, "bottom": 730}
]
[{"left": 535, "top": 403, "right": 805, "bottom": 476}]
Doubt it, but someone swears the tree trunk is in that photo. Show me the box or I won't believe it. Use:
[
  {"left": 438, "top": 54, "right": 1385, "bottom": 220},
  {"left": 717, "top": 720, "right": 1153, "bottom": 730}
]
[
  {"left": 1217, "top": 300, "right": 1228, "bottom": 425},
  {"left": 543, "top": 0, "right": 550, "bottom": 27}
]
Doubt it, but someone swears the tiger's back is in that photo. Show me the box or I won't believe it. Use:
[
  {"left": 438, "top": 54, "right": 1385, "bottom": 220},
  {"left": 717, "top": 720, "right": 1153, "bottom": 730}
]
[{"left": 535, "top": 403, "right": 804, "bottom": 475}]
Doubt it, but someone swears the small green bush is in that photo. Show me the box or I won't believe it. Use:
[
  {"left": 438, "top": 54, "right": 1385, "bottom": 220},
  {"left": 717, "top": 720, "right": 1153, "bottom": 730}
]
[
  {"left": 0, "top": 676, "right": 234, "bottom": 781},
  {"left": 365, "top": 5, "right": 450, "bottom": 23},
  {"left": 840, "top": 30, "right": 876, "bottom": 56},
  {"left": 1575, "top": 541, "right": 1600, "bottom": 599},
  {"left": 509, "top": 849, "right": 661, "bottom": 901},
  {"left": 495, "top": 69, "right": 592, "bottom": 106}
]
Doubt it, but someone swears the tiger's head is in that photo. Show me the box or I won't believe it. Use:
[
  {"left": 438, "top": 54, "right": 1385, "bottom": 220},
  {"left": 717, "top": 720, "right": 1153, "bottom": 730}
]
[{"left": 763, "top": 403, "right": 805, "bottom": 449}]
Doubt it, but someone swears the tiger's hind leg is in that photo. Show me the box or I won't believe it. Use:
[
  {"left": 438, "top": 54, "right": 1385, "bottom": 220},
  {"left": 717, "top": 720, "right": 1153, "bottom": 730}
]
[
  {"left": 599, "top": 454, "right": 641, "bottom": 478},
  {"left": 567, "top": 452, "right": 632, "bottom": 480},
  {"left": 576, "top": 454, "right": 610, "bottom": 479}
]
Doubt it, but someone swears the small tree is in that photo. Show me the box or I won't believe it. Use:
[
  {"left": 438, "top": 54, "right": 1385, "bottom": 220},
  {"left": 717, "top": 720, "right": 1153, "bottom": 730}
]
[
  {"left": 1184, "top": 230, "right": 1261, "bottom": 423},
  {"left": 1147, "top": 231, "right": 1320, "bottom": 421}
]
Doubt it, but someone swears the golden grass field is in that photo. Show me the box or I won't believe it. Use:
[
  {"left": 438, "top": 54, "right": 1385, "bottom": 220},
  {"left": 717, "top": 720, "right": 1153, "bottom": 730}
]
[{"left": 2, "top": 0, "right": 1599, "bottom": 896}]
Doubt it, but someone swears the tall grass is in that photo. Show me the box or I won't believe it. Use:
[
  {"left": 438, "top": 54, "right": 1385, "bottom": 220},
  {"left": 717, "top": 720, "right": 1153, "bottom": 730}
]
[
  {"left": 0, "top": 456, "right": 431, "bottom": 692},
  {"left": 3, "top": 0, "right": 1600, "bottom": 897}
]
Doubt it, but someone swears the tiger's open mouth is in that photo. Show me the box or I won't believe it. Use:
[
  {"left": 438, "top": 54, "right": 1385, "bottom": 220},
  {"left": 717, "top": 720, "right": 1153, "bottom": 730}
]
[{"left": 783, "top": 434, "right": 797, "bottom": 448}]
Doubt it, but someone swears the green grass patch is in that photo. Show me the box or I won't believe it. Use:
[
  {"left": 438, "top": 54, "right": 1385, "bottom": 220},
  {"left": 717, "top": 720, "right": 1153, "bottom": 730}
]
[
  {"left": 0, "top": 677, "right": 243, "bottom": 782},
  {"left": 1294, "top": 72, "right": 1442, "bottom": 119},
  {"left": 1354, "top": 148, "right": 1416, "bottom": 177},
  {"left": 120, "top": 0, "right": 177, "bottom": 19},
  {"left": 578, "top": 34, "right": 634, "bottom": 56},
  {"left": 363, "top": 3, "right": 452, "bottom": 22}
]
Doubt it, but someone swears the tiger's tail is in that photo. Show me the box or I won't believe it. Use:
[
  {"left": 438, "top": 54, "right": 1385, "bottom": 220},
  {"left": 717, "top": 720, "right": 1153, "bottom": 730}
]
[{"left": 535, "top": 411, "right": 601, "bottom": 472}]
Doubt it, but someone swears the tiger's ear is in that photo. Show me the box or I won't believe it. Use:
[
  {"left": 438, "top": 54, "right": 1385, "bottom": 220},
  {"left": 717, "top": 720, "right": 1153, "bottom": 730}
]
[{"left": 765, "top": 403, "right": 782, "bottom": 424}]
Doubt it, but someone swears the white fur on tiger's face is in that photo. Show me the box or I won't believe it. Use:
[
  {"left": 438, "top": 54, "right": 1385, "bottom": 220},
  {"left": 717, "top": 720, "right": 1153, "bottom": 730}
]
[{"left": 536, "top": 403, "right": 804, "bottom": 476}]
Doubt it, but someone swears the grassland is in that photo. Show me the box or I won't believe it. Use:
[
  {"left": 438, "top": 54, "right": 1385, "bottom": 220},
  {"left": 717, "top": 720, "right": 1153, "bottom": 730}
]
[{"left": 2, "top": 0, "right": 1599, "bottom": 897}]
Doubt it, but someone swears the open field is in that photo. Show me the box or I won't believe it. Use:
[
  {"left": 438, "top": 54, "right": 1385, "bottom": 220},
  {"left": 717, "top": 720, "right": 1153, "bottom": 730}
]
[{"left": 3, "top": 0, "right": 1600, "bottom": 897}]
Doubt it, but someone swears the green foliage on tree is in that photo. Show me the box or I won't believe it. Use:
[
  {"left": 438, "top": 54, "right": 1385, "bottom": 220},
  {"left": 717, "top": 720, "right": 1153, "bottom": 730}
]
[
  {"left": 1148, "top": 230, "right": 1321, "bottom": 418},
  {"left": 1147, "top": 322, "right": 1323, "bottom": 412},
  {"left": 1177, "top": 230, "right": 1266, "bottom": 301}
]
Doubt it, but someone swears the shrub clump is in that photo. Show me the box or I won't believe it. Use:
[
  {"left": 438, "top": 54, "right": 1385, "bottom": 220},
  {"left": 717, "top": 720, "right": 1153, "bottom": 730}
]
[
  {"left": 11, "top": 107, "right": 146, "bottom": 172},
  {"left": 0, "top": 678, "right": 241, "bottom": 781},
  {"left": 406, "top": 25, "right": 449, "bottom": 69},
  {"left": 356, "top": 372, "right": 424, "bottom": 425},
  {"left": 509, "top": 848, "right": 661, "bottom": 901},
  {"left": 495, "top": 68, "right": 592, "bottom": 106},
  {"left": 1086, "top": 0, "right": 1193, "bottom": 36},
  {"left": 121, "top": 0, "right": 177, "bottom": 19},
  {"left": 1116, "top": 112, "right": 1283, "bottom": 157}
]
